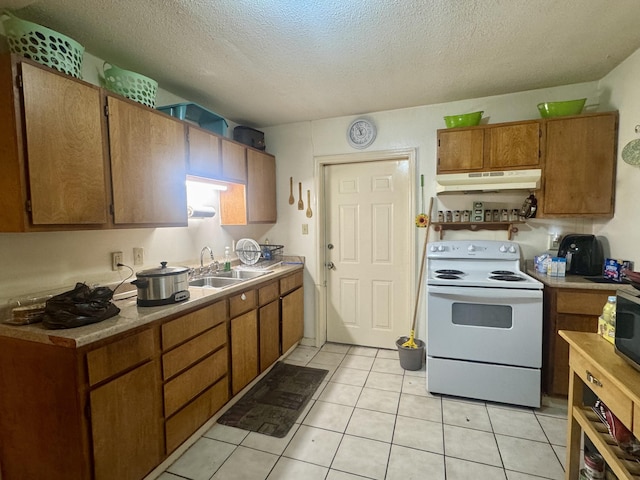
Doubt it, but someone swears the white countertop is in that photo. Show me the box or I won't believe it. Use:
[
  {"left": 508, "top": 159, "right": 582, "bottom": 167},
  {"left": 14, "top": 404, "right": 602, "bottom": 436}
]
[{"left": 0, "top": 262, "right": 304, "bottom": 349}]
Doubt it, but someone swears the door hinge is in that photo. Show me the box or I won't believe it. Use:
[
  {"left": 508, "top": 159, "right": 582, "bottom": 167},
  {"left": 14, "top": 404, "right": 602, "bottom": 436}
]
[
  {"left": 437, "top": 139, "right": 440, "bottom": 147},
  {"left": 16, "top": 74, "right": 23, "bottom": 88},
  {"left": 104, "top": 105, "right": 109, "bottom": 117},
  {"left": 25, "top": 199, "right": 31, "bottom": 212}
]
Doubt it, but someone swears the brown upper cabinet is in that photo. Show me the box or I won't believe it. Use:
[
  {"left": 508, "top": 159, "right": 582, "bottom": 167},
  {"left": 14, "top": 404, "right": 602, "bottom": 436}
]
[
  {"left": 0, "top": 55, "right": 110, "bottom": 231},
  {"left": 538, "top": 112, "right": 618, "bottom": 218},
  {"left": 219, "top": 149, "right": 277, "bottom": 225},
  {"left": 187, "top": 125, "right": 222, "bottom": 178},
  {"left": 187, "top": 126, "right": 248, "bottom": 184},
  {"left": 437, "top": 121, "right": 541, "bottom": 174},
  {"left": 107, "top": 95, "right": 187, "bottom": 226},
  {"left": 0, "top": 54, "right": 188, "bottom": 231}
]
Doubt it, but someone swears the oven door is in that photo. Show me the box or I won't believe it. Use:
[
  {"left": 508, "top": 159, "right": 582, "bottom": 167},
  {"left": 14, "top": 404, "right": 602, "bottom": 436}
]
[{"left": 427, "top": 285, "right": 542, "bottom": 368}]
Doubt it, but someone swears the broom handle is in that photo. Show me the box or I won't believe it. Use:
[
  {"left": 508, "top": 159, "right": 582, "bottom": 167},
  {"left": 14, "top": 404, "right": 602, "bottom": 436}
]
[{"left": 410, "top": 196, "right": 434, "bottom": 333}]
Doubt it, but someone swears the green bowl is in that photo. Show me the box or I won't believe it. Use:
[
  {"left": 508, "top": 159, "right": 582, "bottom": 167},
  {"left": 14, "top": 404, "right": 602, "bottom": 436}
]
[
  {"left": 537, "top": 99, "right": 586, "bottom": 118},
  {"left": 443, "top": 111, "right": 483, "bottom": 128}
]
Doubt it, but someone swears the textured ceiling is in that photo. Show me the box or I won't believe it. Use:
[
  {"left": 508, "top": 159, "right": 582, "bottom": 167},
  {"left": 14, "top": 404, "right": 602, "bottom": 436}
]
[{"left": 6, "top": 0, "right": 640, "bottom": 127}]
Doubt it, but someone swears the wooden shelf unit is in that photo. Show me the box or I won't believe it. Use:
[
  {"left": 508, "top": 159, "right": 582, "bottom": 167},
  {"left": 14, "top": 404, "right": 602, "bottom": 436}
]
[
  {"left": 432, "top": 221, "right": 523, "bottom": 240},
  {"left": 560, "top": 331, "right": 640, "bottom": 480}
]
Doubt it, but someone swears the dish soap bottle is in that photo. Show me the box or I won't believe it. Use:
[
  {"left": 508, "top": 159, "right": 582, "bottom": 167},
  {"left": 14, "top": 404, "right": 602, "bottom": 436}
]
[{"left": 224, "top": 246, "right": 232, "bottom": 272}]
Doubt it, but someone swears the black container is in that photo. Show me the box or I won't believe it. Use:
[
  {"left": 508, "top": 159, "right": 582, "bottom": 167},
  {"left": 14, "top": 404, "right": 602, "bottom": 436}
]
[
  {"left": 557, "top": 234, "right": 604, "bottom": 276},
  {"left": 233, "top": 126, "right": 266, "bottom": 150}
]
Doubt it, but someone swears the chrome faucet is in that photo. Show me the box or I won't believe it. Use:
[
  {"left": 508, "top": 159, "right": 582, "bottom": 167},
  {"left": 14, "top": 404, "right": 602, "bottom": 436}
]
[{"left": 200, "top": 246, "right": 214, "bottom": 272}]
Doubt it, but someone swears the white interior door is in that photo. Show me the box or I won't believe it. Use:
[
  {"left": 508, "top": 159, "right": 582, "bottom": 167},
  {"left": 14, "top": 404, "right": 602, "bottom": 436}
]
[{"left": 324, "top": 159, "right": 411, "bottom": 348}]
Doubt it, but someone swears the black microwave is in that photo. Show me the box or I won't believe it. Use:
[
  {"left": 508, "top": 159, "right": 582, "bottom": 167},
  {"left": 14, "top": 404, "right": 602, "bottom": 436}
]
[{"left": 615, "top": 291, "right": 640, "bottom": 371}]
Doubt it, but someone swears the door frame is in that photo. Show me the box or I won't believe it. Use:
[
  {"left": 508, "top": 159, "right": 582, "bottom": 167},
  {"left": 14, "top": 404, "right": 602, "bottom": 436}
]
[{"left": 313, "top": 148, "right": 417, "bottom": 347}]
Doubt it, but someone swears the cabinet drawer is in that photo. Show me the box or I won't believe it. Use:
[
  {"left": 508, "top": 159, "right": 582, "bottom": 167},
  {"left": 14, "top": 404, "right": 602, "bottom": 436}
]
[
  {"left": 162, "top": 323, "right": 226, "bottom": 380},
  {"left": 165, "top": 378, "right": 229, "bottom": 453},
  {"left": 229, "top": 289, "right": 256, "bottom": 318},
  {"left": 164, "top": 347, "right": 228, "bottom": 417},
  {"left": 570, "top": 349, "right": 633, "bottom": 428},
  {"left": 557, "top": 290, "right": 613, "bottom": 315},
  {"left": 87, "top": 329, "right": 155, "bottom": 386},
  {"left": 280, "top": 270, "right": 303, "bottom": 295},
  {"left": 258, "top": 281, "right": 279, "bottom": 306},
  {"left": 162, "top": 301, "right": 226, "bottom": 350}
]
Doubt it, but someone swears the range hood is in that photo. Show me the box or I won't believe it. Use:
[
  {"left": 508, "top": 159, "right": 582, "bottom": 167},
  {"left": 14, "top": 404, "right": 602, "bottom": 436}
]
[{"left": 436, "top": 169, "right": 541, "bottom": 193}]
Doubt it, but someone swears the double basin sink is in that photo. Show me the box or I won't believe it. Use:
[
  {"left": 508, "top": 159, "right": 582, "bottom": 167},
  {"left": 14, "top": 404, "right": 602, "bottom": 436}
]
[{"left": 188, "top": 269, "right": 270, "bottom": 289}]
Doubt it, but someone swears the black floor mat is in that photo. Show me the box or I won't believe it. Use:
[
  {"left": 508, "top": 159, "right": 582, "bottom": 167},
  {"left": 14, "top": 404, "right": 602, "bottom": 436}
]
[{"left": 217, "top": 362, "right": 328, "bottom": 438}]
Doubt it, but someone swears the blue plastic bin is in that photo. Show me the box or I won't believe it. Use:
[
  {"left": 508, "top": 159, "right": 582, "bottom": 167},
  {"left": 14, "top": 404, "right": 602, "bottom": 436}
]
[{"left": 157, "top": 102, "right": 228, "bottom": 136}]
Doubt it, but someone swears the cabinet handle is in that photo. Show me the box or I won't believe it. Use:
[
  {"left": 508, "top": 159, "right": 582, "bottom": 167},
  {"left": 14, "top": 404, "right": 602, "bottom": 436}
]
[
  {"left": 241, "top": 293, "right": 246, "bottom": 301},
  {"left": 586, "top": 370, "right": 602, "bottom": 387}
]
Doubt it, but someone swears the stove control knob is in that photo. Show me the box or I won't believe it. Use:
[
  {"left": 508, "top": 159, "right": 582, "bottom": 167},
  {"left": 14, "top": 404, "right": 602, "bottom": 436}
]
[
  {"left": 438, "top": 245, "right": 446, "bottom": 252},
  {"left": 508, "top": 245, "right": 517, "bottom": 253},
  {"left": 499, "top": 245, "right": 507, "bottom": 253},
  {"left": 430, "top": 245, "right": 438, "bottom": 252},
  {"left": 467, "top": 244, "right": 475, "bottom": 252}
]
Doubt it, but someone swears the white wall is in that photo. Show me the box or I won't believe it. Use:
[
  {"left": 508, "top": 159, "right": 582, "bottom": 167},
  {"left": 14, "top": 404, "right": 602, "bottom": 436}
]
[
  {"left": 263, "top": 78, "right": 626, "bottom": 343},
  {"left": 594, "top": 47, "right": 640, "bottom": 260}
]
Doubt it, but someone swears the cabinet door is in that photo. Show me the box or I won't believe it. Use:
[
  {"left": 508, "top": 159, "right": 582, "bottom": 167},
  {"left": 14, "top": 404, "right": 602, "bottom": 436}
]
[
  {"left": 231, "top": 309, "right": 258, "bottom": 394},
  {"left": 188, "top": 126, "right": 221, "bottom": 177},
  {"left": 107, "top": 96, "right": 188, "bottom": 225},
  {"left": 221, "top": 138, "right": 247, "bottom": 183},
  {"left": 21, "top": 62, "right": 108, "bottom": 225},
  {"left": 486, "top": 122, "right": 540, "bottom": 169},
  {"left": 541, "top": 113, "right": 617, "bottom": 217},
  {"left": 281, "top": 286, "right": 304, "bottom": 354},
  {"left": 260, "top": 300, "right": 280, "bottom": 372},
  {"left": 247, "top": 150, "right": 277, "bottom": 223},
  {"left": 90, "top": 360, "right": 164, "bottom": 480},
  {"left": 437, "top": 129, "right": 484, "bottom": 173},
  {"left": 550, "top": 314, "right": 598, "bottom": 396}
]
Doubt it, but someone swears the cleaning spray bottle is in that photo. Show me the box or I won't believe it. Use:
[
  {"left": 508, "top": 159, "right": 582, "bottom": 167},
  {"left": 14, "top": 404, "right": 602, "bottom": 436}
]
[{"left": 224, "top": 246, "right": 232, "bottom": 272}]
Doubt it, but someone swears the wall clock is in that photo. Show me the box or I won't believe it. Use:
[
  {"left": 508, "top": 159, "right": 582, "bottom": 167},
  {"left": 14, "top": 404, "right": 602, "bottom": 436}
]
[{"left": 347, "top": 118, "right": 376, "bottom": 149}]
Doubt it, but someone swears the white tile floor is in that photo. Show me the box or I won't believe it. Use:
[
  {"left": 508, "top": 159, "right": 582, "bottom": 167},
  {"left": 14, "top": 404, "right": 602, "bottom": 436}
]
[{"left": 158, "top": 343, "right": 571, "bottom": 480}]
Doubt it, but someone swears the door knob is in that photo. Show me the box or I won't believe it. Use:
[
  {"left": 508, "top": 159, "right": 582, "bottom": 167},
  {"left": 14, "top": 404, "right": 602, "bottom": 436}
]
[
  {"left": 328, "top": 243, "right": 334, "bottom": 250},
  {"left": 326, "top": 262, "right": 335, "bottom": 270}
]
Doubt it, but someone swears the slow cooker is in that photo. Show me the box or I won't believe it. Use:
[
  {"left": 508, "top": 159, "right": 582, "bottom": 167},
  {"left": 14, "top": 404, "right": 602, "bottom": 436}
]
[{"left": 131, "top": 261, "right": 190, "bottom": 307}]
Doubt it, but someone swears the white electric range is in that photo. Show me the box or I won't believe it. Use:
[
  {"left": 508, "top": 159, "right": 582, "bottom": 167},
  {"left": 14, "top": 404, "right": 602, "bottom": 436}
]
[{"left": 426, "top": 240, "right": 543, "bottom": 408}]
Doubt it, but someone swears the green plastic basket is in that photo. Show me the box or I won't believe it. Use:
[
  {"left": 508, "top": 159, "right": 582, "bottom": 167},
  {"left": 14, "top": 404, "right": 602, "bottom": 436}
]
[
  {"left": 102, "top": 62, "right": 158, "bottom": 108},
  {"left": 1, "top": 10, "right": 84, "bottom": 78}
]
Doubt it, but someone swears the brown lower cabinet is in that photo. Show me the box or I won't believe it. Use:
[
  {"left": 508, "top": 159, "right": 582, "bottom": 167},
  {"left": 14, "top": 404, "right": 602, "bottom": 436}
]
[
  {"left": 543, "top": 286, "right": 615, "bottom": 396},
  {"left": 0, "top": 267, "right": 304, "bottom": 480},
  {"left": 281, "top": 271, "right": 304, "bottom": 354}
]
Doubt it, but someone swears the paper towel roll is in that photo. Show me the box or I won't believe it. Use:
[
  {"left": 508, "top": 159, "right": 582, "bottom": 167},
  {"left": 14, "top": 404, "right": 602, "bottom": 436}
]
[{"left": 187, "top": 206, "right": 216, "bottom": 218}]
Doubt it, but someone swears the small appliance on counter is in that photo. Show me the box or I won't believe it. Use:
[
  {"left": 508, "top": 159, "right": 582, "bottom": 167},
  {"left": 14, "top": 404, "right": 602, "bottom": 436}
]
[
  {"left": 131, "top": 262, "right": 190, "bottom": 307},
  {"left": 557, "top": 234, "right": 604, "bottom": 276}
]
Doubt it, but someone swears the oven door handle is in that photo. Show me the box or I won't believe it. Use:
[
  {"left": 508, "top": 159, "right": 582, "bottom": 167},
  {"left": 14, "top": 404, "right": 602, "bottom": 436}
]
[{"left": 427, "top": 285, "right": 543, "bottom": 300}]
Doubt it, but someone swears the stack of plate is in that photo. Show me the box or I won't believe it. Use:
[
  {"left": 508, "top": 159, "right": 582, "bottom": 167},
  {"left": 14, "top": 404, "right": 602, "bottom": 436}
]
[{"left": 236, "top": 238, "right": 261, "bottom": 265}]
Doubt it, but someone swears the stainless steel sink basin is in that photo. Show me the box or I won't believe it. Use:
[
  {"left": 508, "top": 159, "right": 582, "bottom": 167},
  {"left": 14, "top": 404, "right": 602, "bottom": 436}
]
[
  {"left": 188, "top": 276, "right": 242, "bottom": 288},
  {"left": 214, "top": 270, "right": 271, "bottom": 280},
  {"left": 188, "top": 270, "right": 270, "bottom": 288}
]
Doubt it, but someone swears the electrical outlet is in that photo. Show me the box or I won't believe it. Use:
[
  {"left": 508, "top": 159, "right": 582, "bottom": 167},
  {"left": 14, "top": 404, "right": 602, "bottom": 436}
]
[
  {"left": 302, "top": 224, "right": 309, "bottom": 235},
  {"left": 133, "top": 247, "right": 144, "bottom": 265},
  {"left": 111, "top": 251, "right": 123, "bottom": 271}
]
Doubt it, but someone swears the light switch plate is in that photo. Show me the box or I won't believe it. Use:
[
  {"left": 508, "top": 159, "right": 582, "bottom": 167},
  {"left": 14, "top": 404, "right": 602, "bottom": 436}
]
[
  {"left": 302, "top": 224, "right": 309, "bottom": 235},
  {"left": 133, "top": 247, "right": 144, "bottom": 265}
]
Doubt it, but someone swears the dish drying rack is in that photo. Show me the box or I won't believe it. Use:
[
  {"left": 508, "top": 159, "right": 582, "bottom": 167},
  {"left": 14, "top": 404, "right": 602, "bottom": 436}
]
[{"left": 236, "top": 244, "right": 284, "bottom": 270}]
